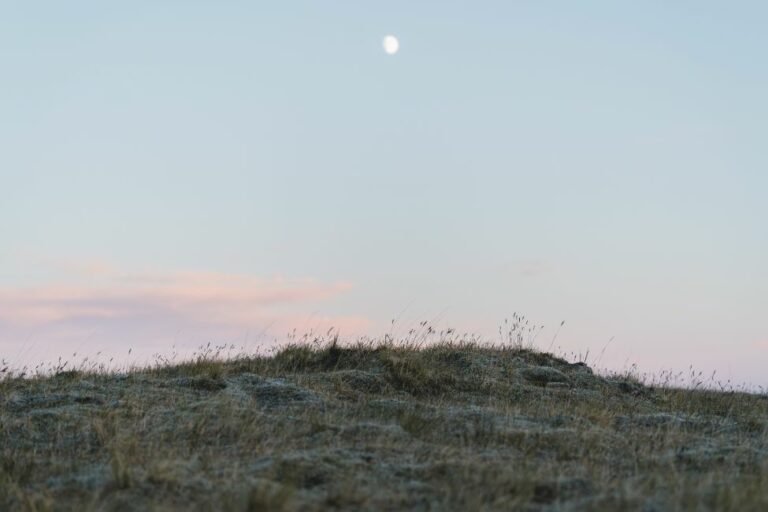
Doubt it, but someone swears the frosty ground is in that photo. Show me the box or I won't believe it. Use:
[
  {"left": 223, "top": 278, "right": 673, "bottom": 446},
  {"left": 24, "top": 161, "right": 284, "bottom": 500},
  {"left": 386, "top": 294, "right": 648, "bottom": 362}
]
[{"left": 1, "top": 339, "right": 766, "bottom": 511}]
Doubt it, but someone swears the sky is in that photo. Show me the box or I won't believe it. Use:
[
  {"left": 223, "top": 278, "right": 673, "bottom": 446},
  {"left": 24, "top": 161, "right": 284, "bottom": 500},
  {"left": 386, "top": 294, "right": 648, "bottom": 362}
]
[{"left": 1, "top": 1, "right": 766, "bottom": 387}]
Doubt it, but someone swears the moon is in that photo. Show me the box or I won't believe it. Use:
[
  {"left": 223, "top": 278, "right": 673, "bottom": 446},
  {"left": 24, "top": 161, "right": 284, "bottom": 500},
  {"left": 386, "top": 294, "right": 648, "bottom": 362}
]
[{"left": 383, "top": 35, "right": 400, "bottom": 55}]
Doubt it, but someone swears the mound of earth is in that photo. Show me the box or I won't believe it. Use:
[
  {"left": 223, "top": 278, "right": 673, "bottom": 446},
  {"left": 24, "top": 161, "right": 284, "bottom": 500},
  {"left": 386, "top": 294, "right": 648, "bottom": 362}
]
[{"left": 0, "top": 341, "right": 765, "bottom": 511}]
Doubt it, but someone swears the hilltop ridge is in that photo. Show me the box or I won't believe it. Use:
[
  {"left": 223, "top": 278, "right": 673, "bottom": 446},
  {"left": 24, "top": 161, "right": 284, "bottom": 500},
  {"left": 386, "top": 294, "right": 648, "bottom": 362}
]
[{"left": 1, "top": 340, "right": 766, "bottom": 511}]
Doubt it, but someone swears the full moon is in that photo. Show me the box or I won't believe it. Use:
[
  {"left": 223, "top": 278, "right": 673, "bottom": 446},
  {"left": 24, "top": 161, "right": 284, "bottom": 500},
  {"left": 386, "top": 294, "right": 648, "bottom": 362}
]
[{"left": 383, "top": 35, "right": 400, "bottom": 55}]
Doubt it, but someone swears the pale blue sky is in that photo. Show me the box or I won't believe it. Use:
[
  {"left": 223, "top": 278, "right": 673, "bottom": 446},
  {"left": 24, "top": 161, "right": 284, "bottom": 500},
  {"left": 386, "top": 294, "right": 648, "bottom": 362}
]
[{"left": 1, "top": 2, "right": 766, "bottom": 385}]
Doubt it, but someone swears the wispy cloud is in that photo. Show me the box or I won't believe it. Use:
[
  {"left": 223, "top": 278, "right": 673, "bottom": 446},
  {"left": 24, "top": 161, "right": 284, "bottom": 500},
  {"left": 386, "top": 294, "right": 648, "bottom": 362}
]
[{"left": 0, "top": 267, "right": 367, "bottom": 366}]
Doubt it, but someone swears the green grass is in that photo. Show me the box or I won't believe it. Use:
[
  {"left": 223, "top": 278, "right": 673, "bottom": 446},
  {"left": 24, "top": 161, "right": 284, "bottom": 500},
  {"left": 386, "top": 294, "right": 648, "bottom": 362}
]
[{"left": 0, "top": 338, "right": 766, "bottom": 511}]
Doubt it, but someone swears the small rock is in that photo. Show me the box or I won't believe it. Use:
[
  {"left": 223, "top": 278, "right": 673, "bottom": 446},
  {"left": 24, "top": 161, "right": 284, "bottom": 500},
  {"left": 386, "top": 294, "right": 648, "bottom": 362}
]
[
  {"left": 568, "top": 361, "right": 593, "bottom": 374},
  {"left": 521, "top": 366, "right": 568, "bottom": 385},
  {"left": 331, "top": 370, "right": 389, "bottom": 394},
  {"left": 249, "top": 379, "right": 319, "bottom": 408}
]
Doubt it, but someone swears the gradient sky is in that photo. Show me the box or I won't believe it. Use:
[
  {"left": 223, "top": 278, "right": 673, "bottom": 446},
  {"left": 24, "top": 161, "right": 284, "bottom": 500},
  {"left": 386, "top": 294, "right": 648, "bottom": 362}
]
[{"left": 2, "top": 1, "right": 766, "bottom": 387}]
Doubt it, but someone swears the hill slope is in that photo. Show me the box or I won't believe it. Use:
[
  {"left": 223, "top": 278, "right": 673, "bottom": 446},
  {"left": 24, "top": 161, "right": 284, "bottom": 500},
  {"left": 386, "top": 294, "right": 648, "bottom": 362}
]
[{"left": 1, "top": 341, "right": 766, "bottom": 511}]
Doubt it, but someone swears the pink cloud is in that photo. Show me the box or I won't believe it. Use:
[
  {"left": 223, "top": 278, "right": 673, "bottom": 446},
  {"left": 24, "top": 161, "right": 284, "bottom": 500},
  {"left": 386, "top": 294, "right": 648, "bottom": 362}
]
[
  {"left": 0, "top": 273, "right": 353, "bottom": 325},
  {"left": 0, "top": 268, "right": 367, "bottom": 368}
]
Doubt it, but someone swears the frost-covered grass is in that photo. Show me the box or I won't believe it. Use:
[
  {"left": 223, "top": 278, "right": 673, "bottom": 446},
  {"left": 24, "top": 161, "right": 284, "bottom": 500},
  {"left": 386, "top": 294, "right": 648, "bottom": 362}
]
[{"left": 1, "top": 336, "right": 766, "bottom": 511}]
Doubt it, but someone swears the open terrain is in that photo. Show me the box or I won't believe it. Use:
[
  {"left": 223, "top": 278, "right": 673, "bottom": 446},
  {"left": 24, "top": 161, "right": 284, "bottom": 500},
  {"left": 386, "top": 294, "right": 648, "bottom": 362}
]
[{"left": 1, "top": 338, "right": 766, "bottom": 511}]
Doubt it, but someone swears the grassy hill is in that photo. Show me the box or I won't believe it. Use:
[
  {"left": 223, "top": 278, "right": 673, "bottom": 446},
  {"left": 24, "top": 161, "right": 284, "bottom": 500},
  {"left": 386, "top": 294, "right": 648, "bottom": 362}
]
[{"left": 1, "top": 339, "right": 766, "bottom": 511}]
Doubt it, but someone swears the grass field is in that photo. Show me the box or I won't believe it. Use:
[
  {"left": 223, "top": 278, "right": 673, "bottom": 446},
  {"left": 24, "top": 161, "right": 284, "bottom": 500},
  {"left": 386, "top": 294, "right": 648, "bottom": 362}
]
[{"left": 1, "top": 335, "right": 766, "bottom": 511}]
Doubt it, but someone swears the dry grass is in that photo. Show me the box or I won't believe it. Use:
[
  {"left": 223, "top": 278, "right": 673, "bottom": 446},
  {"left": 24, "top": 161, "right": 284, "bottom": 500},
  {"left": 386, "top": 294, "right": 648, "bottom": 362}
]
[{"left": 0, "top": 336, "right": 766, "bottom": 511}]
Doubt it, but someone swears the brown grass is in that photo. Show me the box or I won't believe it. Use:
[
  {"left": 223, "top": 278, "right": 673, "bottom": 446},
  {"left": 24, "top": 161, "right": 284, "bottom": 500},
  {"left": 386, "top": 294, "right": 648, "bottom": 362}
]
[{"left": 0, "top": 337, "right": 766, "bottom": 511}]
